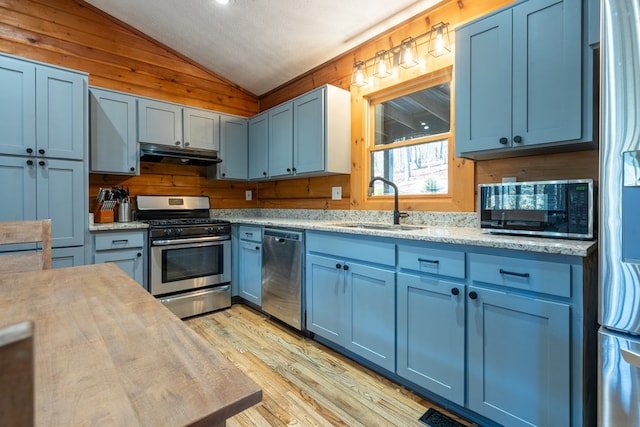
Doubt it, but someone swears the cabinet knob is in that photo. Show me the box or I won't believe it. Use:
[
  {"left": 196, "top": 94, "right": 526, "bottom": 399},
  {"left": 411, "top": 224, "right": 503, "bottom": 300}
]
[
  {"left": 469, "top": 291, "right": 478, "bottom": 300},
  {"left": 26, "top": 148, "right": 33, "bottom": 154},
  {"left": 451, "top": 288, "right": 460, "bottom": 296},
  {"left": 286, "top": 168, "right": 291, "bottom": 173},
  {"left": 130, "top": 167, "right": 135, "bottom": 172},
  {"left": 174, "top": 141, "right": 181, "bottom": 146},
  {"left": 255, "top": 246, "right": 260, "bottom": 251},
  {"left": 263, "top": 171, "right": 267, "bottom": 176},
  {"left": 513, "top": 135, "right": 523, "bottom": 143},
  {"left": 499, "top": 137, "right": 508, "bottom": 145},
  {"left": 26, "top": 159, "right": 34, "bottom": 166},
  {"left": 343, "top": 265, "right": 349, "bottom": 271},
  {"left": 38, "top": 160, "right": 46, "bottom": 166},
  {"left": 184, "top": 142, "right": 190, "bottom": 147},
  {"left": 38, "top": 149, "right": 45, "bottom": 155},
  {"left": 335, "top": 263, "right": 342, "bottom": 269},
  {"left": 136, "top": 252, "right": 142, "bottom": 257},
  {"left": 292, "top": 167, "right": 297, "bottom": 173}
]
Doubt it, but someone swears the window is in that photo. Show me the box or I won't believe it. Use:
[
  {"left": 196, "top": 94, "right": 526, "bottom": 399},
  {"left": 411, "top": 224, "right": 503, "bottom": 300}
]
[{"left": 367, "top": 77, "right": 451, "bottom": 196}]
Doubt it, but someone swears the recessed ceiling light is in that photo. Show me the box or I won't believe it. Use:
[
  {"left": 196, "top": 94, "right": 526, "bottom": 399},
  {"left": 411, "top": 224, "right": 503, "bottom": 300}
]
[{"left": 216, "top": 0, "right": 229, "bottom": 4}]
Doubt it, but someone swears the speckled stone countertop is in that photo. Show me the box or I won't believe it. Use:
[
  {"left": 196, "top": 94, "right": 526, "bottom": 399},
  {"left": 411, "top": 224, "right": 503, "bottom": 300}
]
[
  {"left": 86, "top": 210, "right": 596, "bottom": 257},
  {"left": 89, "top": 213, "right": 148, "bottom": 231},
  {"left": 214, "top": 209, "right": 597, "bottom": 257}
]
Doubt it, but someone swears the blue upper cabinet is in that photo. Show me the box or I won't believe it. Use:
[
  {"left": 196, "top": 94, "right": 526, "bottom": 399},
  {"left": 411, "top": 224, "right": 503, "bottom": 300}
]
[
  {"left": 137, "top": 98, "right": 183, "bottom": 147},
  {"left": 248, "top": 112, "right": 268, "bottom": 180},
  {"left": 90, "top": 88, "right": 139, "bottom": 175},
  {"left": 183, "top": 107, "right": 220, "bottom": 151},
  {"left": 36, "top": 67, "right": 85, "bottom": 160},
  {"left": 268, "top": 102, "right": 294, "bottom": 178},
  {"left": 218, "top": 114, "right": 248, "bottom": 180},
  {"left": 265, "top": 84, "right": 350, "bottom": 180},
  {"left": 0, "top": 56, "right": 36, "bottom": 157},
  {"left": 455, "top": 0, "right": 592, "bottom": 159},
  {"left": 0, "top": 56, "right": 84, "bottom": 160}
]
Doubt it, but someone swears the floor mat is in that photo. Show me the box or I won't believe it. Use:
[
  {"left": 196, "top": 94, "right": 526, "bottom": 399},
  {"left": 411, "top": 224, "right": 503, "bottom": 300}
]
[{"left": 419, "top": 408, "right": 466, "bottom": 427}]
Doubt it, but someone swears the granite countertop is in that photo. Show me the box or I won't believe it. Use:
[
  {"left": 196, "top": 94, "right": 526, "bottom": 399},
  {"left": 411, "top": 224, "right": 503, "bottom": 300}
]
[
  {"left": 226, "top": 217, "right": 596, "bottom": 257},
  {"left": 89, "top": 220, "right": 148, "bottom": 231},
  {"left": 87, "top": 210, "right": 596, "bottom": 257}
]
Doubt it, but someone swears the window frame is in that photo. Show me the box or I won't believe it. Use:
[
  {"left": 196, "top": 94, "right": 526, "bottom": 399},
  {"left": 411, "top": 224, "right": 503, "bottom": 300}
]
[{"left": 366, "top": 68, "right": 454, "bottom": 198}]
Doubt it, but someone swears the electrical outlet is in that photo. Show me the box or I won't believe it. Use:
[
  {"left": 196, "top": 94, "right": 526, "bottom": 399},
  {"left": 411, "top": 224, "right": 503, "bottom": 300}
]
[
  {"left": 331, "top": 186, "right": 342, "bottom": 200},
  {"left": 245, "top": 190, "right": 252, "bottom": 201},
  {"left": 502, "top": 176, "right": 517, "bottom": 183}
]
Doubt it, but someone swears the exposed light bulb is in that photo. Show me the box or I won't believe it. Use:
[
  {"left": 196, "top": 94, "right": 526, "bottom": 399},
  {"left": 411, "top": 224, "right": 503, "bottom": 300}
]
[
  {"left": 404, "top": 46, "right": 414, "bottom": 64},
  {"left": 355, "top": 67, "right": 365, "bottom": 85},
  {"left": 377, "top": 59, "right": 387, "bottom": 75},
  {"left": 435, "top": 31, "right": 445, "bottom": 53}
]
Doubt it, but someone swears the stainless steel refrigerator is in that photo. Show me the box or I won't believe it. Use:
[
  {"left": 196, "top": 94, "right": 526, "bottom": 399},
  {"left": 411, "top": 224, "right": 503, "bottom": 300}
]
[{"left": 599, "top": 1, "right": 640, "bottom": 425}]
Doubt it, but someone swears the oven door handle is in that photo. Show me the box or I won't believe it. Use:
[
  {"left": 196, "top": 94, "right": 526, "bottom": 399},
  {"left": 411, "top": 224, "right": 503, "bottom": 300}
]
[{"left": 152, "top": 236, "right": 229, "bottom": 246}]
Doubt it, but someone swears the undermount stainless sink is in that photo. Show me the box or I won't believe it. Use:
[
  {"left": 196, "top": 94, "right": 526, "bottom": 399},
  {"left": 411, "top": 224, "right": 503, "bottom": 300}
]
[{"left": 328, "top": 222, "right": 426, "bottom": 231}]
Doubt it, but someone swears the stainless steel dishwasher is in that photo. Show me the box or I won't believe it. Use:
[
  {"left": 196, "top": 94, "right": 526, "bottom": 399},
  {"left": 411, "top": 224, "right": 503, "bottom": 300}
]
[{"left": 262, "top": 228, "right": 304, "bottom": 330}]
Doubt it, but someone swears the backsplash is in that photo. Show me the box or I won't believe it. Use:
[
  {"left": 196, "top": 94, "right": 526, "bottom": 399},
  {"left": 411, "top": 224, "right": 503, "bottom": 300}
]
[{"left": 212, "top": 209, "right": 477, "bottom": 228}]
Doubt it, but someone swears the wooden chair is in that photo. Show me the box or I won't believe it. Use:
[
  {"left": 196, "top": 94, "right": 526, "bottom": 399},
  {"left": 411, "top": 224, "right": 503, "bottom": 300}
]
[
  {"left": 0, "top": 219, "right": 52, "bottom": 273},
  {"left": 0, "top": 320, "right": 34, "bottom": 427}
]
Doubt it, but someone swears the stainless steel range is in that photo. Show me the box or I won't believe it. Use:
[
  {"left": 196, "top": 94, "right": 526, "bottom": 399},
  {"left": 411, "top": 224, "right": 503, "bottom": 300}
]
[{"left": 136, "top": 195, "right": 231, "bottom": 318}]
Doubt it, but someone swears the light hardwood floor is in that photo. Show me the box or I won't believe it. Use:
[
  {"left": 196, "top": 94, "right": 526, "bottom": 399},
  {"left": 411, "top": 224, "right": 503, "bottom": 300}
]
[{"left": 186, "top": 304, "right": 474, "bottom": 427}]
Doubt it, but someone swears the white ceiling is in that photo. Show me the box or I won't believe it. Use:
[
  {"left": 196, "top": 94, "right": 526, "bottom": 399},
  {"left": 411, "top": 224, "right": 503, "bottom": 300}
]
[{"left": 84, "top": 0, "right": 442, "bottom": 96}]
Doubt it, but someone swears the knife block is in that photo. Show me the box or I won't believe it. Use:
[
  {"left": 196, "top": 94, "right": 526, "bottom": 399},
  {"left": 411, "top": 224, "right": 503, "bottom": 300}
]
[{"left": 94, "top": 206, "right": 114, "bottom": 223}]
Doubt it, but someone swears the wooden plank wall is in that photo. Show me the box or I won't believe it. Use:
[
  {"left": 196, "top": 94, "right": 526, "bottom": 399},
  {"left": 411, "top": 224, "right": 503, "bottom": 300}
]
[
  {"left": 0, "top": 0, "right": 599, "bottom": 212},
  {"left": 0, "top": 0, "right": 260, "bottom": 210}
]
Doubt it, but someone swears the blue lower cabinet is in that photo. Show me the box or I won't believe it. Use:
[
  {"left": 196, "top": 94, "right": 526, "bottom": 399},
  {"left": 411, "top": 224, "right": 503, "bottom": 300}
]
[
  {"left": 396, "top": 272, "right": 465, "bottom": 406},
  {"left": 238, "top": 241, "right": 262, "bottom": 306},
  {"left": 467, "top": 285, "right": 570, "bottom": 427},
  {"left": 306, "top": 253, "right": 396, "bottom": 371}
]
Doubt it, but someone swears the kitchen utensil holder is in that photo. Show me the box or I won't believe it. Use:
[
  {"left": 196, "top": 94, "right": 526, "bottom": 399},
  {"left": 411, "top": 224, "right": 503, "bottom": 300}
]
[{"left": 117, "top": 202, "right": 131, "bottom": 223}]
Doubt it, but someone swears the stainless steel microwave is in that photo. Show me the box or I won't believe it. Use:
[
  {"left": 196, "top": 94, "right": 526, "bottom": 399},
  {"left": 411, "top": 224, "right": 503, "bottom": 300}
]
[{"left": 478, "top": 179, "right": 594, "bottom": 240}]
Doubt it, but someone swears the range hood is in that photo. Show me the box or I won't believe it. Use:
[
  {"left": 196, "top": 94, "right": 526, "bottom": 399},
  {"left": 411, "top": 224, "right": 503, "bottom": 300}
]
[{"left": 139, "top": 142, "right": 222, "bottom": 166}]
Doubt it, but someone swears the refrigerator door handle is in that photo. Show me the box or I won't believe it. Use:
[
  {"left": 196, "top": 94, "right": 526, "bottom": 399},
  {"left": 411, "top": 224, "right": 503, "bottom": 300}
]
[{"left": 621, "top": 348, "right": 640, "bottom": 368}]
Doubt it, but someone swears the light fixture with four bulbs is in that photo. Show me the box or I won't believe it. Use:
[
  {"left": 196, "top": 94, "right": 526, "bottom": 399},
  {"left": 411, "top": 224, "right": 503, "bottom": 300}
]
[{"left": 351, "top": 21, "right": 451, "bottom": 87}]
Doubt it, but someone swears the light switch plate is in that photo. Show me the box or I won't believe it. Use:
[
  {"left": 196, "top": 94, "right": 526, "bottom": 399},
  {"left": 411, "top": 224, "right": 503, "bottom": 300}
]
[
  {"left": 331, "top": 186, "right": 342, "bottom": 200},
  {"left": 245, "top": 190, "right": 252, "bottom": 201}
]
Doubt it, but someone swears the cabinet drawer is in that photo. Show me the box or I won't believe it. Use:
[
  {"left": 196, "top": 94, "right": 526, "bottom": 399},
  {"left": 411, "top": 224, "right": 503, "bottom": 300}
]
[
  {"left": 94, "top": 231, "right": 144, "bottom": 251},
  {"left": 239, "top": 225, "right": 262, "bottom": 242},
  {"left": 306, "top": 231, "right": 395, "bottom": 267},
  {"left": 398, "top": 244, "right": 465, "bottom": 279},
  {"left": 469, "top": 253, "right": 570, "bottom": 298}
]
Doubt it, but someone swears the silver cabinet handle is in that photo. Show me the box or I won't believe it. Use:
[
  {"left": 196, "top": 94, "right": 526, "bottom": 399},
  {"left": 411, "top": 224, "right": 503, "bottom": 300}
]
[{"left": 621, "top": 348, "right": 640, "bottom": 368}]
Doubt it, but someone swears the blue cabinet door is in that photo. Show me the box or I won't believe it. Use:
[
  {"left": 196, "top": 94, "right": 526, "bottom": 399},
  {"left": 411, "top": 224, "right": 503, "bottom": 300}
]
[
  {"left": 456, "top": 0, "right": 584, "bottom": 157},
  {"left": 248, "top": 112, "right": 269, "bottom": 179},
  {"left": 90, "top": 88, "right": 138, "bottom": 174},
  {"left": 397, "top": 272, "right": 465, "bottom": 405},
  {"left": 346, "top": 262, "right": 396, "bottom": 372},
  {"left": 238, "top": 241, "right": 262, "bottom": 306},
  {"left": 294, "top": 88, "right": 324, "bottom": 175},
  {"left": 37, "top": 159, "right": 84, "bottom": 248},
  {"left": 306, "top": 253, "right": 345, "bottom": 342},
  {"left": 0, "top": 156, "right": 37, "bottom": 223},
  {"left": 467, "top": 285, "right": 570, "bottom": 427},
  {"left": 138, "top": 98, "right": 183, "bottom": 146},
  {"left": 36, "top": 67, "right": 85, "bottom": 160},
  {"left": 268, "top": 102, "right": 293, "bottom": 177},
  {"left": 94, "top": 249, "right": 144, "bottom": 286},
  {"left": 455, "top": 9, "right": 512, "bottom": 154},
  {"left": 219, "top": 115, "right": 248, "bottom": 180},
  {"left": 512, "top": 0, "right": 582, "bottom": 147},
  {"left": 183, "top": 107, "right": 220, "bottom": 151},
  {"left": 0, "top": 56, "right": 35, "bottom": 157}
]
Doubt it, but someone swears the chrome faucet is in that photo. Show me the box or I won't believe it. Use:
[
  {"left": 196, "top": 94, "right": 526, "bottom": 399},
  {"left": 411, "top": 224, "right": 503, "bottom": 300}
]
[{"left": 368, "top": 176, "right": 409, "bottom": 225}]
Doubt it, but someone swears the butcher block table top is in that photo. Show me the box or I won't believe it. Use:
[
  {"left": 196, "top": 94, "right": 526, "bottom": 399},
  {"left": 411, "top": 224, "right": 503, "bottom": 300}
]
[{"left": 0, "top": 263, "right": 262, "bottom": 426}]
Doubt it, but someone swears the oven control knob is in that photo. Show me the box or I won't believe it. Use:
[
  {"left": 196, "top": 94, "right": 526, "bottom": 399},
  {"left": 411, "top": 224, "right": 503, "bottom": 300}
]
[
  {"left": 174, "top": 228, "right": 183, "bottom": 236},
  {"left": 164, "top": 229, "right": 172, "bottom": 237}
]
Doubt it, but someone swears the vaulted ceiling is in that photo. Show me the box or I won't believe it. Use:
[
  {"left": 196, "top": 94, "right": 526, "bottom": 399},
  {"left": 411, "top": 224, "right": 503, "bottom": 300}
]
[{"left": 83, "top": 0, "right": 443, "bottom": 96}]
